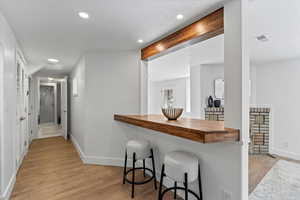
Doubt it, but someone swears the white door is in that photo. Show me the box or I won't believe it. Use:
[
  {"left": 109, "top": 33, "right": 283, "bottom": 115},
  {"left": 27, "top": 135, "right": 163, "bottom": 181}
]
[
  {"left": 61, "top": 77, "right": 68, "bottom": 140},
  {"left": 16, "top": 60, "right": 27, "bottom": 165}
]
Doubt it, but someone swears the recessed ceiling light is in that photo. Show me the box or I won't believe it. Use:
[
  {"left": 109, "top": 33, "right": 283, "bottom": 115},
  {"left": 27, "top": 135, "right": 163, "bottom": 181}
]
[
  {"left": 48, "top": 77, "right": 54, "bottom": 81},
  {"left": 137, "top": 39, "right": 144, "bottom": 43},
  {"left": 78, "top": 12, "right": 90, "bottom": 19},
  {"left": 176, "top": 14, "right": 184, "bottom": 20},
  {"left": 47, "top": 58, "right": 59, "bottom": 63},
  {"left": 256, "top": 35, "right": 268, "bottom": 42}
]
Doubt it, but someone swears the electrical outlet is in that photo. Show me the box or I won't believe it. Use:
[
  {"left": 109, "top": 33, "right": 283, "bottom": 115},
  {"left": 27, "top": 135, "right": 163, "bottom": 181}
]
[{"left": 222, "top": 189, "right": 232, "bottom": 200}]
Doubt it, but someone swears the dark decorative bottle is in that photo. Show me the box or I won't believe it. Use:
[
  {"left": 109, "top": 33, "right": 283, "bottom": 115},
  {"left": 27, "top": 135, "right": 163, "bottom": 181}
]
[
  {"left": 208, "top": 96, "right": 214, "bottom": 108},
  {"left": 214, "top": 99, "right": 221, "bottom": 108}
]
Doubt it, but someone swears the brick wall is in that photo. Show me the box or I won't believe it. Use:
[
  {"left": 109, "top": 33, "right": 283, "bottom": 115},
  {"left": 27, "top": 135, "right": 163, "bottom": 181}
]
[{"left": 205, "top": 107, "right": 271, "bottom": 154}]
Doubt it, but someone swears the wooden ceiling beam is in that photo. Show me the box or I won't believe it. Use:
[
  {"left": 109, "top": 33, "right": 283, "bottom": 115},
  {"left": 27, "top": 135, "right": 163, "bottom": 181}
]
[{"left": 141, "top": 8, "right": 224, "bottom": 60}]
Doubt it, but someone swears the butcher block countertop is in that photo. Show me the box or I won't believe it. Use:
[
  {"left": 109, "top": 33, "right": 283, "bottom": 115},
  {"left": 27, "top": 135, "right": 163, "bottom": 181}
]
[{"left": 114, "top": 114, "right": 240, "bottom": 143}]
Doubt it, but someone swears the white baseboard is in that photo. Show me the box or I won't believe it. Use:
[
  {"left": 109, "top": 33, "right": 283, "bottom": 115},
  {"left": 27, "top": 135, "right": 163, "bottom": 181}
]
[
  {"left": 270, "top": 148, "right": 300, "bottom": 161},
  {"left": 1, "top": 147, "right": 28, "bottom": 200},
  {"left": 0, "top": 172, "right": 16, "bottom": 200},
  {"left": 71, "top": 134, "right": 124, "bottom": 167},
  {"left": 84, "top": 156, "right": 124, "bottom": 166},
  {"left": 70, "top": 136, "right": 193, "bottom": 199},
  {"left": 70, "top": 134, "right": 87, "bottom": 163}
]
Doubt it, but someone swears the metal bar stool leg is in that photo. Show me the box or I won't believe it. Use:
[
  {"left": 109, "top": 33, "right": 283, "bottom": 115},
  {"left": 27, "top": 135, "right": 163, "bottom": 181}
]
[
  {"left": 132, "top": 153, "right": 136, "bottom": 199},
  {"left": 184, "top": 173, "right": 188, "bottom": 200},
  {"left": 198, "top": 164, "right": 203, "bottom": 200},
  {"left": 123, "top": 151, "right": 127, "bottom": 184},
  {"left": 150, "top": 149, "right": 157, "bottom": 189},
  {"left": 174, "top": 181, "right": 177, "bottom": 199},
  {"left": 158, "top": 164, "right": 165, "bottom": 200},
  {"left": 143, "top": 159, "right": 146, "bottom": 177}
]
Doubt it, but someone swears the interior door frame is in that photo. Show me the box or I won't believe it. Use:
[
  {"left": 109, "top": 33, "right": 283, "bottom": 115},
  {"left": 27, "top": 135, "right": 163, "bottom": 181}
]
[
  {"left": 39, "top": 82, "right": 57, "bottom": 124},
  {"left": 0, "top": 43, "right": 4, "bottom": 191},
  {"left": 61, "top": 76, "right": 68, "bottom": 140},
  {"left": 16, "top": 51, "right": 28, "bottom": 167}
]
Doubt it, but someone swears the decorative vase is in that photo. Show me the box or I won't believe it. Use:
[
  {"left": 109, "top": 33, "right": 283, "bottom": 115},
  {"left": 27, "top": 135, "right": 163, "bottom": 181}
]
[
  {"left": 214, "top": 99, "right": 221, "bottom": 108},
  {"left": 208, "top": 96, "right": 214, "bottom": 108},
  {"left": 162, "top": 108, "right": 183, "bottom": 120}
]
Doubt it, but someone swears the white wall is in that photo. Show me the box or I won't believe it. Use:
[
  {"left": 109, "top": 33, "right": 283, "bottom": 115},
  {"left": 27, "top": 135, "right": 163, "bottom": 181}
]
[
  {"left": 70, "top": 57, "right": 86, "bottom": 153},
  {"left": 148, "top": 47, "right": 190, "bottom": 82},
  {"left": 200, "top": 64, "right": 224, "bottom": 117},
  {"left": 190, "top": 64, "right": 256, "bottom": 119},
  {"left": 31, "top": 76, "right": 39, "bottom": 139},
  {"left": 70, "top": 50, "right": 140, "bottom": 165},
  {"left": 149, "top": 77, "right": 188, "bottom": 114},
  {"left": 254, "top": 58, "right": 300, "bottom": 160},
  {"left": 0, "top": 12, "right": 26, "bottom": 200}
]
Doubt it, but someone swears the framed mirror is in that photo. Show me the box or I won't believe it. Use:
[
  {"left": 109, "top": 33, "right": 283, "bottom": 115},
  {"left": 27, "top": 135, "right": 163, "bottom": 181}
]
[{"left": 214, "top": 78, "right": 224, "bottom": 99}]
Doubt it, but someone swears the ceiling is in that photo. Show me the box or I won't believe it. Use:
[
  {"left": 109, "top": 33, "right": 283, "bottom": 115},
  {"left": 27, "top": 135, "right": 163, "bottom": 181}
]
[
  {"left": 0, "top": 0, "right": 226, "bottom": 75},
  {"left": 149, "top": 0, "right": 300, "bottom": 81},
  {"left": 1, "top": 0, "right": 299, "bottom": 77},
  {"left": 249, "top": 0, "right": 300, "bottom": 63}
]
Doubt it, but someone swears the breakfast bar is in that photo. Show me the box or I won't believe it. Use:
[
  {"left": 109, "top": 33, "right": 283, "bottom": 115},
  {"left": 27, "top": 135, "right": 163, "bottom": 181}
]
[
  {"left": 114, "top": 114, "right": 240, "bottom": 143},
  {"left": 114, "top": 114, "right": 242, "bottom": 199}
]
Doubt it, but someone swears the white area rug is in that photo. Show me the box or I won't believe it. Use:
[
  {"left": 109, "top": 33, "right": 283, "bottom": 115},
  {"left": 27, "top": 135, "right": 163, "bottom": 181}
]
[{"left": 250, "top": 160, "right": 300, "bottom": 200}]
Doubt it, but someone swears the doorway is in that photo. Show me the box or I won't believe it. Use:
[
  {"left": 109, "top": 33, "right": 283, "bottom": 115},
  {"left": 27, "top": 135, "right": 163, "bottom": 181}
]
[
  {"left": 37, "top": 78, "right": 68, "bottom": 139},
  {"left": 40, "top": 85, "right": 55, "bottom": 123}
]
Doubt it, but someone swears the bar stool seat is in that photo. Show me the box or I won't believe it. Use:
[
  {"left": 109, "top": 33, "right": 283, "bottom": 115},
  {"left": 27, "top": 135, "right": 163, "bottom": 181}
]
[
  {"left": 158, "top": 151, "right": 202, "bottom": 200},
  {"left": 164, "top": 151, "right": 199, "bottom": 183},
  {"left": 126, "top": 139, "right": 150, "bottom": 160},
  {"left": 123, "top": 139, "right": 157, "bottom": 198}
]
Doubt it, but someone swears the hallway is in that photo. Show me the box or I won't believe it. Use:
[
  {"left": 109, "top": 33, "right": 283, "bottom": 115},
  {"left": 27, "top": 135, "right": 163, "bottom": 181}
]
[
  {"left": 38, "top": 123, "right": 63, "bottom": 139},
  {"left": 11, "top": 137, "right": 163, "bottom": 200}
]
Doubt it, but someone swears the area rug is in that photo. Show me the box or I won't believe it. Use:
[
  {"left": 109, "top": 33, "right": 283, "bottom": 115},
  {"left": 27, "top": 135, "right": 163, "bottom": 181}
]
[{"left": 250, "top": 160, "right": 300, "bottom": 200}]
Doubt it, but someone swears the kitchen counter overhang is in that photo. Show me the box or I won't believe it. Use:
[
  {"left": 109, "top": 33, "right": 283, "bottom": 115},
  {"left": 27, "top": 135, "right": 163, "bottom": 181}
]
[{"left": 114, "top": 114, "right": 240, "bottom": 143}]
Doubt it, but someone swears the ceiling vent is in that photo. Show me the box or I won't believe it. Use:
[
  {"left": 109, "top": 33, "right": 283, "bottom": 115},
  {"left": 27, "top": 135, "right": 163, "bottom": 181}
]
[{"left": 256, "top": 35, "right": 269, "bottom": 42}]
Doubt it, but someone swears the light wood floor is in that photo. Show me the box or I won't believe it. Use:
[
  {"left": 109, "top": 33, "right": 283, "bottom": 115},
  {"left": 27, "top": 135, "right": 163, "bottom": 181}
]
[
  {"left": 13, "top": 135, "right": 299, "bottom": 199},
  {"left": 11, "top": 137, "right": 174, "bottom": 200}
]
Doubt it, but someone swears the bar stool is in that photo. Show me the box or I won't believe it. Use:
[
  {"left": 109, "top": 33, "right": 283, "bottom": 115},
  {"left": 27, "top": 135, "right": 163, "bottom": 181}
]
[
  {"left": 123, "top": 139, "right": 157, "bottom": 198},
  {"left": 158, "top": 151, "right": 203, "bottom": 200}
]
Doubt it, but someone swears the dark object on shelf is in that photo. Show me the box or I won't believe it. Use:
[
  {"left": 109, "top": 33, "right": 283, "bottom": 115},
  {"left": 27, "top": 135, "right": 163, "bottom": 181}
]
[
  {"left": 208, "top": 96, "right": 214, "bottom": 108},
  {"left": 214, "top": 99, "right": 221, "bottom": 108}
]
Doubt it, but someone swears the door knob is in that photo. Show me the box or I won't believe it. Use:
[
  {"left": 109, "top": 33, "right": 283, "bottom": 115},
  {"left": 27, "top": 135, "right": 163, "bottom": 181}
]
[{"left": 20, "top": 117, "right": 26, "bottom": 121}]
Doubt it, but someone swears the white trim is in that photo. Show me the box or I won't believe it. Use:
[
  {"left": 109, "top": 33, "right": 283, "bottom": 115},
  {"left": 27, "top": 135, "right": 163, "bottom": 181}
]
[
  {"left": 17, "top": 148, "right": 27, "bottom": 170},
  {"left": 71, "top": 134, "right": 124, "bottom": 166},
  {"left": 71, "top": 134, "right": 189, "bottom": 198},
  {"left": 70, "top": 134, "right": 87, "bottom": 163},
  {"left": 270, "top": 148, "right": 300, "bottom": 161},
  {"left": 0, "top": 43, "right": 4, "bottom": 198},
  {"left": 84, "top": 156, "right": 123, "bottom": 167},
  {"left": 0, "top": 172, "right": 16, "bottom": 200}
]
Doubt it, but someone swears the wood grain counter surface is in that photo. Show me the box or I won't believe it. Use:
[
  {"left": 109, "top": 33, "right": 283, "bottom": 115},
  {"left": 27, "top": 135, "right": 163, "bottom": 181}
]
[{"left": 114, "top": 114, "right": 240, "bottom": 143}]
